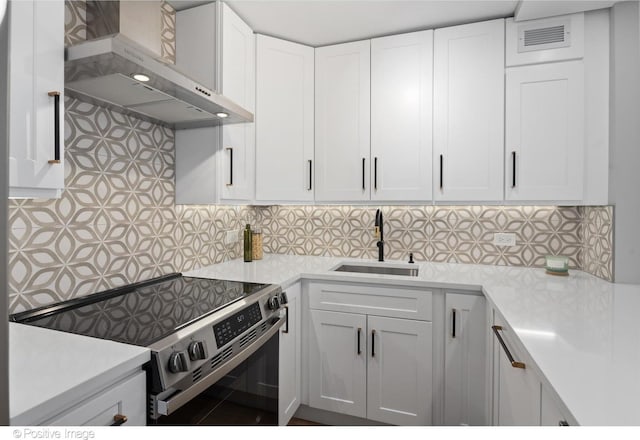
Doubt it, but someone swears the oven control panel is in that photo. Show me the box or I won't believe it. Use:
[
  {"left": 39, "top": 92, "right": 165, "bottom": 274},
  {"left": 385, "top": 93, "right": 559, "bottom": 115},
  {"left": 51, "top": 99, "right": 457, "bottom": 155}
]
[{"left": 213, "top": 302, "right": 263, "bottom": 347}]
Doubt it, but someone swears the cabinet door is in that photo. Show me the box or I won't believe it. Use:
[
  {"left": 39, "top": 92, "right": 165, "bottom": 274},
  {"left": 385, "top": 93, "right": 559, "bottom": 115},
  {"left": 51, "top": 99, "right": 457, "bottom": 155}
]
[
  {"left": 256, "top": 35, "right": 314, "bottom": 202},
  {"left": 367, "top": 316, "right": 432, "bottom": 425},
  {"left": 315, "top": 40, "right": 370, "bottom": 201},
  {"left": 47, "top": 371, "right": 146, "bottom": 426},
  {"left": 433, "top": 19, "right": 504, "bottom": 202},
  {"left": 279, "top": 283, "right": 302, "bottom": 425},
  {"left": 505, "top": 61, "right": 584, "bottom": 201},
  {"left": 492, "top": 316, "right": 541, "bottom": 426},
  {"left": 308, "top": 310, "right": 367, "bottom": 418},
  {"left": 220, "top": 3, "right": 255, "bottom": 201},
  {"left": 444, "top": 293, "right": 487, "bottom": 425},
  {"left": 541, "top": 386, "right": 572, "bottom": 426},
  {"left": 370, "top": 31, "right": 433, "bottom": 201},
  {"left": 175, "top": 127, "right": 219, "bottom": 204},
  {"left": 8, "top": 0, "right": 64, "bottom": 199},
  {"left": 175, "top": 2, "right": 217, "bottom": 90}
]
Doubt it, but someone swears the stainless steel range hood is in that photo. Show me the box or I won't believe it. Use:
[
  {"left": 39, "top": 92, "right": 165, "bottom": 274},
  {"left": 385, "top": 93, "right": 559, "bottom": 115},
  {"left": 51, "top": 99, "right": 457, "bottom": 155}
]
[{"left": 65, "top": 1, "right": 253, "bottom": 129}]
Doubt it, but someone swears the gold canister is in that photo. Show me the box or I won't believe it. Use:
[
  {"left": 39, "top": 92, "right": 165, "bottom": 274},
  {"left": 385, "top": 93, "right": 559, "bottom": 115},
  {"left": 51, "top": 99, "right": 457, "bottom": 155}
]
[{"left": 252, "top": 230, "right": 263, "bottom": 260}]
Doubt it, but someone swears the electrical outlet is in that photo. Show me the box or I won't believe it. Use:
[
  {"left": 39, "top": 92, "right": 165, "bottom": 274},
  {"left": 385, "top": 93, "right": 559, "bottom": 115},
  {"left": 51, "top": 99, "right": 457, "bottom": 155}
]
[
  {"left": 224, "top": 230, "right": 238, "bottom": 244},
  {"left": 493, "top": 233, "right": 516, "bottom": 247}
]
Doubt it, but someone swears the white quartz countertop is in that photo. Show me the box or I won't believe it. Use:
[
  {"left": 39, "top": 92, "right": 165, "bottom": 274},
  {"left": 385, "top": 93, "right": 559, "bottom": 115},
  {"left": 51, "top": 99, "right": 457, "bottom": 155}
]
[
  {"left": 9, "top": 323, "right": 150, "bottom": 425},
  {"left": 185, "top": 253, "right": 640, "bottom": 426}
]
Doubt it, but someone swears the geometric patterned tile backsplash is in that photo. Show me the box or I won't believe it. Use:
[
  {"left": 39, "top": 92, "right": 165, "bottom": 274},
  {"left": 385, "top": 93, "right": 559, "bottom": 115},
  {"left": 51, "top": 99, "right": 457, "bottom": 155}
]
[
  {"left": 6, "top": 96, "right": 614, "bottom": 313},
  {"left": 160, "top": 1, "right": 176, "bottom": 64},
  {"left": 582, "top": 206, "right": 614, "bottom": 281},
  {"left": 64, "top": 0, "right": 86, "bottom": 46},
  {"left": 254, "top": 205, "right": 612, "bottom": 279},
  {"left": 65, "top": 0, "right": 177, "bottom": 66}
]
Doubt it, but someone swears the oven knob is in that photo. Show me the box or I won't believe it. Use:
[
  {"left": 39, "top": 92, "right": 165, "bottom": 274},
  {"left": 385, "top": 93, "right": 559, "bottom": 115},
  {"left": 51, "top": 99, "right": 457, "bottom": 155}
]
[
  {"left": 279, "top": 292, "right": 288, "bottom": 305},
  {"left": 168, "top": 351, "right": 189, "bottom": 374},
  {"left": 267, "top": 296, "right": 280, "bottom": 310},
  {"left": 188, "top": 341, "right": 207, "bottom": 361}
]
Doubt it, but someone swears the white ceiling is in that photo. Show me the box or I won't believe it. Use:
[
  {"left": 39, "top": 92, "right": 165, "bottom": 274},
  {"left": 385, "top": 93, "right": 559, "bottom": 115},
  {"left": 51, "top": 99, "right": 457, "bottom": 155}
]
[
  {"left": 167, "top": 1, "right": 621, "bottom": 47},
  {"left": 514, "top": 1, "right": 619, "bottom": 21},
  {"left": 227, "top": 0, "right": 520, "bottom": 46}
]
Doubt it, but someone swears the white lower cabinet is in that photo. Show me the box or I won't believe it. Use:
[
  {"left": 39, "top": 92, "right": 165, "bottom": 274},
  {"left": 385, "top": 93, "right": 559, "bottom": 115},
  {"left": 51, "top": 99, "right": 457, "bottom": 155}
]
[
  {"left": 279, "top": 283, "right": 302, "bottom": 425},
  {"left": 308, "top": 309, "right": 367, "bottom": 418},
  {"left": 541, "top": 385, "right": 573, "bottom": 426},
  {"left": 491, "top": 314, "right": 541, "bottom": 426},
  {"left": 366, "top": 315, "right": 432, "bottom": 425},
  {"left": 307, "top": 281, "right": 433, "bottom": 425},
  {"left": 444, "top": 293, "right": 486, "bottom": 425},
  {"left": 46, "top": 371, "right": 146, "bottom": 426}
]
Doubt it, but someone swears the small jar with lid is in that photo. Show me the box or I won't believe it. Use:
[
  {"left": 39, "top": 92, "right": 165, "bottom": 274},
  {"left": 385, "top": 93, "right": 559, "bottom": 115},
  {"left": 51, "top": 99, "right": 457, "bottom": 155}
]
[{"left": 252, "top": 229, "right": 263, "bottom": 260}]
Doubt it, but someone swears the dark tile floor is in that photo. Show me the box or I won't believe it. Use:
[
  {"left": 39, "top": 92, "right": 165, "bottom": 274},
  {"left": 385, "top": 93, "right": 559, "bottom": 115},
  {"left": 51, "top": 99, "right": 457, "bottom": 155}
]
[{"left": 288, "top": 417, "right": 324, "bottom": 426}]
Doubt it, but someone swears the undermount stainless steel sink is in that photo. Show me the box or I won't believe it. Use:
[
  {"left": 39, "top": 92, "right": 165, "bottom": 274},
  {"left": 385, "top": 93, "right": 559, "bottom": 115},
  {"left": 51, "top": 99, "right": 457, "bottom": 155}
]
[{"left": 333, "top": 264, "right": 419, "bottom": 277}]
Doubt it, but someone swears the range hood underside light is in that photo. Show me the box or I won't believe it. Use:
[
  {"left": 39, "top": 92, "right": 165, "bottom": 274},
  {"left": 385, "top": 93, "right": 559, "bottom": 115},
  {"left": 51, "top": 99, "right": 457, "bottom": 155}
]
[{"left": 132, "top": 73, "right": 150, "bottom": 82}]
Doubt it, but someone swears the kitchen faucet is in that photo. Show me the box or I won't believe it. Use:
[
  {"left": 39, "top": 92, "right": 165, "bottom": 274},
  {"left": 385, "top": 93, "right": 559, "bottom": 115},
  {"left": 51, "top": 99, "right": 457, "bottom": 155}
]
[{"left": 375, "top": 209, "right": 384, "bottom": 262}]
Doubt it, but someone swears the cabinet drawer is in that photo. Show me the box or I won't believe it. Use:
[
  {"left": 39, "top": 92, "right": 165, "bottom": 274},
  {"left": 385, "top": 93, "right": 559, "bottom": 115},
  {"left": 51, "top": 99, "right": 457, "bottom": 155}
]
[
  {"left": 47, "top": 371, "right": 146, "bottom": 426},
  {"left": 308, "top": 282, "right": 432, "bottom": 321}
]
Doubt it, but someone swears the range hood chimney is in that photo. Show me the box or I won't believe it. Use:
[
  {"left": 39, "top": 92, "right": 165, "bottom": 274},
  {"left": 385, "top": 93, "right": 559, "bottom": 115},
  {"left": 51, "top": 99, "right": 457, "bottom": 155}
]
[{"left": 65, "top": 0, "right": 253, "bottom": 129}]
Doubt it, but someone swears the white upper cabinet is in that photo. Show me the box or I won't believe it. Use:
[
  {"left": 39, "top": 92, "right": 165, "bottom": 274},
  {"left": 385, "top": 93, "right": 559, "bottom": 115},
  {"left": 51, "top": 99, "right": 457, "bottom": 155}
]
[
  {"left": 8, "top": 0, "right": 64, "bottom": 199},
  {"left": 220, "top": 3, "right": 255, "bottom": 201},
  {"left": 505, "top": 61, "right": 584, "bottom": 201},
  {"left": 175, "top": 126, "right": 219, "bottom": 204},
  {"left": 255, "top": 35, "right": 314, "bottom": 202},
  {"left": 315, "top": 40, "right": 371, "bottom": 202},
  {"left": 433, "top": 19, "right": 505, "bottom": 202},
  {"left": 371, "top": 31, "right": 433, "bottom": 202},
  {"left": 175, "top": 2, "right": 217, "bottom": 91}
]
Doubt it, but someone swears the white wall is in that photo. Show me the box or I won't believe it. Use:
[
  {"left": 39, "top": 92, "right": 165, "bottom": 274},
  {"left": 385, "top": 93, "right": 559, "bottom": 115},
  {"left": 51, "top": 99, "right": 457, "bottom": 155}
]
[
  {"left": 609, "top": 1, "right": 640, "bottom": 283},
  {"left": 0, "top": 0, "right": 9, "bottom": 426}
]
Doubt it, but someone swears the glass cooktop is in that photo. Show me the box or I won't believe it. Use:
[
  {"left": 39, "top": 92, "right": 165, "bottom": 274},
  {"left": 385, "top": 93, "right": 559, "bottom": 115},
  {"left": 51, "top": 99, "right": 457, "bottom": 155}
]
[{"left": 10, "top": 275, "right": 269, "bottom": 347}]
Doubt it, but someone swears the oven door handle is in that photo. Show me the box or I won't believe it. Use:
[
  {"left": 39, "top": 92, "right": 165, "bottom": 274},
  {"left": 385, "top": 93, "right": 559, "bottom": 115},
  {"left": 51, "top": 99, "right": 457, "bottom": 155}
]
[{"left": 156, "top": 315, "right": 285, "bottom": 417}]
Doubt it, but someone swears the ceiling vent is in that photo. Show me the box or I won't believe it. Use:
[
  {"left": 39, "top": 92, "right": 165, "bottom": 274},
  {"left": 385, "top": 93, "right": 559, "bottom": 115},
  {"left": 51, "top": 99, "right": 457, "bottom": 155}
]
[{"left": 518, "top": 19, "right": 571, "bottom": 53}]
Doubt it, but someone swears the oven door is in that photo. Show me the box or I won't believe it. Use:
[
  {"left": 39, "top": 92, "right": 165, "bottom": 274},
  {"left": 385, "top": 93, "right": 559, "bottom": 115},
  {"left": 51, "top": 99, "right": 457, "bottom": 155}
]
[{"left": 153, "top": 317, "right": 283, "bottom": 425}]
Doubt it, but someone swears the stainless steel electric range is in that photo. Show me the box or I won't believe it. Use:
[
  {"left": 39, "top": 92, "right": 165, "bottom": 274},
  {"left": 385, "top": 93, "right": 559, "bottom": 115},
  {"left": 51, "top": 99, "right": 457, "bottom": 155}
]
[{"left": 10, "top": 273, "right": 286, "bottom": 425}]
